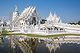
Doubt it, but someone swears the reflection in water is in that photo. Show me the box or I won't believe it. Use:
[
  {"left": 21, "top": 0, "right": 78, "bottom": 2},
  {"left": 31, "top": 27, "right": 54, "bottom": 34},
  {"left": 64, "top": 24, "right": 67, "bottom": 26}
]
[
  {"left": 36, "top": 40, "right": 60, "bottom": 53},
  {"left": 0, "top": 36, "right": 23, "bottom": 53},
  {"left": 46, "top": 43, "right": 60, "bottom": 53},
  {"left": 0, "top": 35, "right": 80, "bottom": 53},
  {"left": 24, "top": 38, "right": 39, "bottom": 53}
]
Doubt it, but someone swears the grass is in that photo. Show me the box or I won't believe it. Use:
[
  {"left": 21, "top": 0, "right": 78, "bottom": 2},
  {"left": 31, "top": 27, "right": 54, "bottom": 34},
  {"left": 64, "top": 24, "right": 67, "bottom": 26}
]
[
  {"left": 0, "top": 30, "right": 80, "bottom": 37},
  {"left": 0, "top": 32, "right": 80, "bottom": 37},
  {"left": 1, "top": 30, "right": 9, "bottom": 34},
  {"left": 25, "top": 34, "right": 80, "bottom": 37}
]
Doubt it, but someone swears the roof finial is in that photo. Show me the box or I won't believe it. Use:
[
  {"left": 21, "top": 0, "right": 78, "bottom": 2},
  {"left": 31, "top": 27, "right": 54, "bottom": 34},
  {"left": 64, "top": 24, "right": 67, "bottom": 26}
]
[{"left": 15, "top": 6, "right": 18, "bottom": 12}]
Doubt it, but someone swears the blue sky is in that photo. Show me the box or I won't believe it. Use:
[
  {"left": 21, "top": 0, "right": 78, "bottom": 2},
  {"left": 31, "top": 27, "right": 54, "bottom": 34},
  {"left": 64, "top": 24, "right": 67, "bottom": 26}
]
[{"left": 0, "top": 0, "right": 80, "bottom": 23}]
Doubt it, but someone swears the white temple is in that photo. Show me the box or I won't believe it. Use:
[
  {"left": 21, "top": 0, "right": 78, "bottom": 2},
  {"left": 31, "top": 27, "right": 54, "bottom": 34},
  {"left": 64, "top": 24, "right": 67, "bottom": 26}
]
[{"left": 11, "top": 6, "right": 80, "bottom": 35}]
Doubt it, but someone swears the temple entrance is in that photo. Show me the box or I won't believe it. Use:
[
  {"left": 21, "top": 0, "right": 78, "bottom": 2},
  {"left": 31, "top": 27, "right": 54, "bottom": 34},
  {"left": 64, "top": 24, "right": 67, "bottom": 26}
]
[{"left": 32, "top": 17, "right": 36, "bottom": 25}]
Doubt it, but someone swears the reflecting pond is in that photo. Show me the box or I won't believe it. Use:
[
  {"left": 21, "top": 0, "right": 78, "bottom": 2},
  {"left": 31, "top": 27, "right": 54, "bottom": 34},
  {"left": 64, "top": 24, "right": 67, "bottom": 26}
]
[{"left": 0, "top": 35, "right": 80, "bottom": 53}]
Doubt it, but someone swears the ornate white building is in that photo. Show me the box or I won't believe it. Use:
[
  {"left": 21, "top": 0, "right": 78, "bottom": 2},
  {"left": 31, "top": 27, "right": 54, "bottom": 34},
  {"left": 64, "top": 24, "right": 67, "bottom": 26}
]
[
  {"left": 47, "top": 12, "right": 61, "bottom": 23},
  {"left": 11, "top": 6, "right": 80, "bottom": 35}
]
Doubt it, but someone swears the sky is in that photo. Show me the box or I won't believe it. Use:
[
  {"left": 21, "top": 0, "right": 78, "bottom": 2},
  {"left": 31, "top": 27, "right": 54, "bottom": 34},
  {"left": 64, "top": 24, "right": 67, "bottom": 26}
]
[{"left": 0, "top": 0, "right": 80, "bottom": 23}]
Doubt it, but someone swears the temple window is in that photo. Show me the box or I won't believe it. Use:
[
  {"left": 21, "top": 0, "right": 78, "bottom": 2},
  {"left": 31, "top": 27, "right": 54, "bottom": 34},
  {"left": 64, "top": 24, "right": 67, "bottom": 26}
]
[
  {"left": 60, "top": 28, "right": 63, "bottom": 30},
  {"left": 51, "top": 28, "right": 53, "bottom": 30},
  {"left": 22, "top": 23, "right": 23, "bottom": 25},
  {"left": 54, "top": 27, "right": 58, "bottom": 30},
  {"left": 40, "top": 28, "right": 43, "bottom": 30},
  {"left": 47, "top": 28, "right": 50, "bottom": 30}
]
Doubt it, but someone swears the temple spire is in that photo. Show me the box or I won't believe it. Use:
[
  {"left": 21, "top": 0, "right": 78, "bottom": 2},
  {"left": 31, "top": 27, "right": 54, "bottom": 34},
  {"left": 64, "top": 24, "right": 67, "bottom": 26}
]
[
  {"left": 47, "top": 12, "right": 53, "bottom": 20},
  {"left": 49, "top": 11, "right": 53, "bottom": 18},
  {"left": 53, "top": 11, "right": 57, "bottom": 17}
]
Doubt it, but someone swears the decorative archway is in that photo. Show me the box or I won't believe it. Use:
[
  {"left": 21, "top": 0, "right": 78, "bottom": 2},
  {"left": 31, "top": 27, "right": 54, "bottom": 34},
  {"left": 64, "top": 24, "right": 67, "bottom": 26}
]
[{"left": 32, "top": 17, "right": 36, "bottom": 25}]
